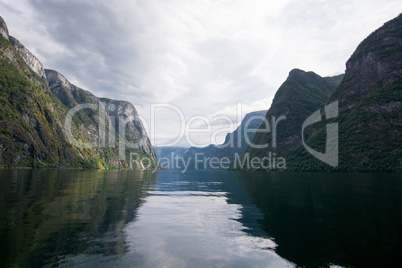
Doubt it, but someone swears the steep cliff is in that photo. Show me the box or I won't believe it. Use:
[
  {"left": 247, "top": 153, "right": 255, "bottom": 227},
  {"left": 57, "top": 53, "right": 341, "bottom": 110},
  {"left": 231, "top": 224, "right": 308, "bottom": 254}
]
[
  {"left": 9, "top": 36, "right": 47, "bottom": 82},
  {"left": 286, "top": 13, "right": 402, "bottom": 172},
  {"left": 243, "top": 69, "right": 343, "bottom": 162},
  {"left": 0, "top": 16, "right": 157, "bottom": 169},
  {"left": 0, "top": 16, "right": 8, "bottom": 41}
]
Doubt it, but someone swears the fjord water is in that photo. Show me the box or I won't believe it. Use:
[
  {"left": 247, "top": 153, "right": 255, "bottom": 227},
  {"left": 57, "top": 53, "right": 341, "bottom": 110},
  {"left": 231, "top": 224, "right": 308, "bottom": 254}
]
[{"left": 0, "top": 170, "right": 401, "bottom": 267}]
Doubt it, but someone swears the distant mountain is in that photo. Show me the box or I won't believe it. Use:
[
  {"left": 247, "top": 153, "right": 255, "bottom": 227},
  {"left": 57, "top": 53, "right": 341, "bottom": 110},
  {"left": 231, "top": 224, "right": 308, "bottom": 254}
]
[
  {"left": 154, "top": 146, "right": 188, "bottom": 160},
  {"left": 0, "top": 16, "right": 157, "bottom": 169},
  {"left": 217, "top": 110, "right": 268, "bottom": 158},
  {"left": 286, "top": 13, "right": 402, "bottom": 172},
  {"left": 243, "top": 69, "right": 343, "bottom": 162},
  {"left": 183, "top": 110, "right": 266, "bottom": 169}
]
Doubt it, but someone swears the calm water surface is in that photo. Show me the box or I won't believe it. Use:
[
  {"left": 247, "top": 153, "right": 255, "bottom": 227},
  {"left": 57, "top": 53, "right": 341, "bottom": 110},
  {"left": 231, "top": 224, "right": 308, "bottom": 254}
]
[{"left": 0, "top": 169, "right": 401, "bottom": 267}]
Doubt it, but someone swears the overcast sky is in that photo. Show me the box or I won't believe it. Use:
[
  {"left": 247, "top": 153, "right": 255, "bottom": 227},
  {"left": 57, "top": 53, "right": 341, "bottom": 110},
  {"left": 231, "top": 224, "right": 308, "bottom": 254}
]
[{"left": 1, "top": 0, "right": 401, "bottom": 147}]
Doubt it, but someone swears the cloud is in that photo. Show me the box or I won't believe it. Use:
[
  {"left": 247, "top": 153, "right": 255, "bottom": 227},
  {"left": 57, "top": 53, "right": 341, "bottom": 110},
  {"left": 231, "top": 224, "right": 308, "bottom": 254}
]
[{"left": 1, "top": 0, "right": 401, "bottom": 147}]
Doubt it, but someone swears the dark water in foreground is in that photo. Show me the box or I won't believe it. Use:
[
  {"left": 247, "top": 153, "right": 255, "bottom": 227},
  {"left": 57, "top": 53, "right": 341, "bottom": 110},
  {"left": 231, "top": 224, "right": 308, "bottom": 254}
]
[{"left": 0, "top": 169, "right": 401, "bottom": 267}]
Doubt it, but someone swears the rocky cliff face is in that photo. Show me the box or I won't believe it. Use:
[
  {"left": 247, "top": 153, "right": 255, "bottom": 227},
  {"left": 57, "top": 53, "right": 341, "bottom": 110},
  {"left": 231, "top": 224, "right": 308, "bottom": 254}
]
[
  {"left": 286, "top": 13, "right": 402, "bottom": 172},
  {"left": 0, "top": 16, "right": 157, "bottom": 169},
  {"left": 46, "top": 68, "right": 156, "bottom": 161},
  {"left": 0, "top": 16, "right": 8, "bottom": 41},
  {"left": 100, "top": 98, "right": 157, "bottom": 160},
  {"left": 332, "top": 14, "right": 402, "bottom": 112},
  {"left": 330, "top": 13, "right": 401, "bottom": 171},
  {"left": 9, "top": 37, "right": 47, "bottom": 82}
]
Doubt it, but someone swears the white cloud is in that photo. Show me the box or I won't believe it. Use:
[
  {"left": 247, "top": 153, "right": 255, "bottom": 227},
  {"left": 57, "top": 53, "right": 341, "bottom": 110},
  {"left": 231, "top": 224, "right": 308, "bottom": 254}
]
[{"left": 0, "top": 0, "right": 401, "bottom": 147}]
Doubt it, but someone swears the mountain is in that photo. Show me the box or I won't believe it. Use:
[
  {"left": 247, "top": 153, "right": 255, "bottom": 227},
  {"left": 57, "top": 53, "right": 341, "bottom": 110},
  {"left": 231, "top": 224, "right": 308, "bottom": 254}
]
[
  {"left": 0, "top": 16, "right": 157, "bottom": 169},
  {"left": 286, "top": 13, "right": 402, "bottom": 172},
  {"left": 154, "top": 146, "right": 188, "bottom": 160},
  {"left": 183, "top": 110, "right": 266, "bottom": 169},
  {"left": 242, "top": 69, "right": 343, "bottom": 166},
  {"left": 217, "top": 110, "right": 268, "bottom": 159}
]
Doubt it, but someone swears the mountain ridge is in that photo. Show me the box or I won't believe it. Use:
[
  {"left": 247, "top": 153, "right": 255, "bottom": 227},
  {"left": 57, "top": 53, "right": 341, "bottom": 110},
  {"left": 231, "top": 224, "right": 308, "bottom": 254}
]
[
  {"left": 182, "top": 109, "right": 267, "bottom": 169},
  {"left": 285, "top": 13, "right": 402, "bottom": 172},
  {"left": 243, "top": 69, "right": 343, "bottom": 162},
  {"left": 0, "top": 16, "right": 157, "bottom": 169}
]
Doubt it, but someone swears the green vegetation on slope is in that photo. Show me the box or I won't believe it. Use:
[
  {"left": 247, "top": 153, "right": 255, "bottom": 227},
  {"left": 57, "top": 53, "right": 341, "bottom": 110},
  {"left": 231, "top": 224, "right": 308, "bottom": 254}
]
[
  {"left": 0, "top": 31, "right": 156, "bottom": 169},
  {"left": 285, "top": 14, "right": 402, "bottom": 172},
  {"left": 244, "top": 69, "right": 342, "bottom": 161}
]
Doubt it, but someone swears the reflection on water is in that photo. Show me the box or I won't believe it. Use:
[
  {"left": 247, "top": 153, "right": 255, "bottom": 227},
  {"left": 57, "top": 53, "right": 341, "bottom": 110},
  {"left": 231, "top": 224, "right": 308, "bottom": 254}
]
[
  {"left": 233, "top": 172, "right": 402, "bottom": 267},
  {"left": 0, "top": 169, "right": 401, "bottom": 267},
  {"left": 0, "top": 169, "right": 155, "bottom": 267},
  {"left": 123, "top": 190, "right": 288, "bottom": 268}
]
